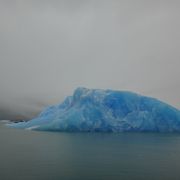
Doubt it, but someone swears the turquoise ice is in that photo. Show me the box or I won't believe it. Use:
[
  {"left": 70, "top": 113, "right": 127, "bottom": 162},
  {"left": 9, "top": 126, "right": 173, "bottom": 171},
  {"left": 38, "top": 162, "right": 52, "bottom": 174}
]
[{"left": 9, "top": 87, "right": 180, "bottom": 132}]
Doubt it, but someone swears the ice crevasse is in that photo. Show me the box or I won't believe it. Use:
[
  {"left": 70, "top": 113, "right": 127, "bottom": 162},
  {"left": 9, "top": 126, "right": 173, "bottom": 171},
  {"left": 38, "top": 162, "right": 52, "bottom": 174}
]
[{"left": 9, "top": 87, "right": 180, "bottom": 132}]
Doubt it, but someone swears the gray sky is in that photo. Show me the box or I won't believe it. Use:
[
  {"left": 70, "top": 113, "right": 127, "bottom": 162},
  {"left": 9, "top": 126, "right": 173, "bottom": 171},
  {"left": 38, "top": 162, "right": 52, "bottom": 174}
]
[{"left": 0, "top": 0, "right": 180, "bottom": 119}]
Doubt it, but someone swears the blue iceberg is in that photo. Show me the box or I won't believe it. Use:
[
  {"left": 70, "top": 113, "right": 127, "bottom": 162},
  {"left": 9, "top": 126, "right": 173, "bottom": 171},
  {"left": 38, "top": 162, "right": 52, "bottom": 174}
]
[{"left": 9, "top": 87, "right": 180, "bottom": 132}]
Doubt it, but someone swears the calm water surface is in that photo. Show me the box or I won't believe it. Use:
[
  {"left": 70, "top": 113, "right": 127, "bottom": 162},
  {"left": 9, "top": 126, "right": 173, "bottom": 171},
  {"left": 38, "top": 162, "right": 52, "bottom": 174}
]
[{"left": 0, "top": 122, "right": 180, "bottom": 180}]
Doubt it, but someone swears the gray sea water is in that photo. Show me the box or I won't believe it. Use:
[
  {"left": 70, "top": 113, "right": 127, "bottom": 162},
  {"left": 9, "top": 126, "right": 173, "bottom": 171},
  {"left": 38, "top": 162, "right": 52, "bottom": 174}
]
[{"left": 0, "top": 121, "right": 180, "bottom": 180}]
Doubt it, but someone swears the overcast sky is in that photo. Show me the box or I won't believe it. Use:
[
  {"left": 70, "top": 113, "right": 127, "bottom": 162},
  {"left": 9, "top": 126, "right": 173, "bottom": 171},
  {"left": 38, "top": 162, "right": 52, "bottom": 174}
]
[{"left": 0, "top": 0, "right": 179, "bottom": 119}]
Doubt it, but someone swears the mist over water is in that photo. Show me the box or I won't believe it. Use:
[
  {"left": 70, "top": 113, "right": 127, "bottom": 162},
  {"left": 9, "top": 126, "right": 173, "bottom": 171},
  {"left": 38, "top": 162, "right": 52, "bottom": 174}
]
[{"left": 0, "top": 0, "right": 180, "bottom": 119}]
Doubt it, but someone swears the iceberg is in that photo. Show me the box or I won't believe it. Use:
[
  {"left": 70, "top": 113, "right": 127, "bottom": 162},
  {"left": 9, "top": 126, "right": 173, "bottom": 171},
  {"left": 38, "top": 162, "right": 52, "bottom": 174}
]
[{"left": 9, "top": 87, "right": 180, "bottom": 132}]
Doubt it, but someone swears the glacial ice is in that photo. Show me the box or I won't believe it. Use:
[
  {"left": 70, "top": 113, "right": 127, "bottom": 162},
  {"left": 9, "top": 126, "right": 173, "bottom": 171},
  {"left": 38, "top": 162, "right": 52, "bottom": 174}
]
[{"left": 9, "top": 87, "right": 180, "bottom": 132}]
